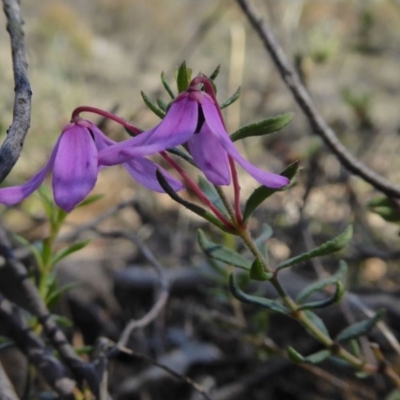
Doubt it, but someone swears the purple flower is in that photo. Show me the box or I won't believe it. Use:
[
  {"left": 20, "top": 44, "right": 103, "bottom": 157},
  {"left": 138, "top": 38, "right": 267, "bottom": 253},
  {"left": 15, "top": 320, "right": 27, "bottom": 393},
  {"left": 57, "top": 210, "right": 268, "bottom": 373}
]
[
  {"left": 0, "top": 119, "right": 183, "bottom": 212},
  {"left": 99, "top": 83, "right": 289, "bottom": 189}
]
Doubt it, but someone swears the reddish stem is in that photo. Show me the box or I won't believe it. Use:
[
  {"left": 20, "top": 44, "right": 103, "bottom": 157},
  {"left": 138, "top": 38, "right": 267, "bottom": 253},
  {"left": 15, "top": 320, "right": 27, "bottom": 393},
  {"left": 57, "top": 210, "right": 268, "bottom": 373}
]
[
  {"left": 71, "top": 106, "right": 142, "bottom": 135},
  {"left": 191, "top": 76, "right": 244, "bottom": 225},
  {"left": 72, "top": 105, "right": 234, "bottom": 229},
  {"left": 161, "top": 152, "right": 235, "bottom": 229}
]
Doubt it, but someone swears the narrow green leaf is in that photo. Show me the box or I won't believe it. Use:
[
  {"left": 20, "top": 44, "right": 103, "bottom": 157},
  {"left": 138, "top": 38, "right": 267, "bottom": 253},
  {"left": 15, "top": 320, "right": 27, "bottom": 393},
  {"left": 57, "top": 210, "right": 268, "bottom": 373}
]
[
  {"left": 243, "top": 162, "right": 299, "bottom": 222},
  {"left": 198, "top": 230, "right": 251, "bottom": 270},
  {"left": 336, "top": 310, "right": 385, "bottom": 343},
  {"left": 13, "top": 234, "right": 43, "bottom": 269},
  {"left": 220, "top": 86, "right": 241, "bottom": 109},
  {"left": 304, "top": 349, "right": 331, "bottom": 364},
  {"left": 297, "top": 281, "right": 345, "bottom": 310},
  {"left": 254, "top": 224, "right": 273, "bottom": 261},
  {"left": 46, "top": 282, "right": 79, "bottom": 310},
  {"left": 249, "top": 258, "right": 273, "bottom": 281},
  {"left": 141, "top": 91, "right": 166, "bottom": 118},
  {"left": 287, "top": 347, "right": 305, "bottom": 363},
  {"left": 209, "top": 64, "right": 221, "bottom": 81},
  {"left": 156, "top": 171, "right": 232, "bottom": 233},
  {"left": 370, "top": 207, "right": 400, "bottom": 223},
  {"left": 75, "top": 345, "right": 94, "bottom": 356},
  {"left": 198, "top": 176, "right": 229, "bottom": 217},
  {"left": 304, "top": 310, "right": 330, "bottom": 337},
  {"left": 296, "top": 261, "right": 347, "bottom": 303},
  {"left": 52, "top": 315, "right": 73, "bottom": 327},
  {"left": 161, "top": 71, "right": 175, "bottom": 99},
  {"left": 229, "top": 273, "right": 288, "bottom": 313},
  {"left": 157, "top": 98, "right": 168, "bottom": 112},
  {"left": 37, "top": 185, "right": 56, "bottom": 221},
  {"left": 230, "top": 113, "right": 294, "bottom": 142},
  {"left": 77, "top": 194, "right": 104, "bottom": 208},
  {"left": 167, "top": 147, "right": 195, "bottom": 166},
  {"left": 277, "top": 226, "right": 353, "bottom": 271},
  {"left": 176, "top": 61, "right": 192, "bottom": 93},
  {"left": 51, "top": 240, "right": 91, "bottom": 266}
]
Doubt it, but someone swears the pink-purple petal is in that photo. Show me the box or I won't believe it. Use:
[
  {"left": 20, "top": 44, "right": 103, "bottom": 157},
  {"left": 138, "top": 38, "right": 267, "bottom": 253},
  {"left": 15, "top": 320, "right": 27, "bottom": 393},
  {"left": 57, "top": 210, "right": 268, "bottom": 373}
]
[
  {"left": 98, "top": 95, "right": 199, "bottom": 166},
  {"left": 53, "top": 125, "right": 98, "bottom": 212},
  {"left": 0, "top": 137, "right": 61, "bottom": 206},
  {"left": 188, "top": 123, "right": 230, "bottom": 186},
  {"left": 201, "top": 98, "right": 289, "bottom": 189},
  {"left": 123, "top": 157, "right": 183, "bottom": 193}
]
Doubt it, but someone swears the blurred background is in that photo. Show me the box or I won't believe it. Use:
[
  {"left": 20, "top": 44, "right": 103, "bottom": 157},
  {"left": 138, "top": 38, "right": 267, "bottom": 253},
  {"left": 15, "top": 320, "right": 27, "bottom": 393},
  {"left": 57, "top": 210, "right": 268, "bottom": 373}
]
[{"left": 1, "top": 1, "right": 400, "bottom": 399}]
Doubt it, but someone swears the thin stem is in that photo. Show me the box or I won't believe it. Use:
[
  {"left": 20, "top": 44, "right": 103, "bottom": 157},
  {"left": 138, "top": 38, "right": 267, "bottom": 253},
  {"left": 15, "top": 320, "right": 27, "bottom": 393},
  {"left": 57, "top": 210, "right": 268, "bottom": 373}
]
[
  {"left": 239, "top": 226, "right": 377, "bottom": 374},
  {"left": 73, "top": 105, "right": 235, "bottom": 228},
  {"left": 71, "top": 106, "right": 142, "bottom": 135},
  {"left": 228, "top": 156, "right": 243, "bottom": 225},
  {"left": 214, "top": 185, "right": 236, "bottom": 223},
  {"left": 161, "top": 152, "right": 235, "bottom": 229},
  {"left": 236, "top": 0, "right": 400, "bottom": 199}
]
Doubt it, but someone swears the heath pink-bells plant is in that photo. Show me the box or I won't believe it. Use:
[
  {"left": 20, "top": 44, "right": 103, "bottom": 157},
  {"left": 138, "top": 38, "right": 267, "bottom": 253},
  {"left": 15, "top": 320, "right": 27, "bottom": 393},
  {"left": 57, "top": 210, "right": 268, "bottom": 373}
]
[
  {"left": 99, "top": 76, "right": 289, "bottom": 190},
  {"left": 0, "top": 117, "right": 183, "bottom": 212}
]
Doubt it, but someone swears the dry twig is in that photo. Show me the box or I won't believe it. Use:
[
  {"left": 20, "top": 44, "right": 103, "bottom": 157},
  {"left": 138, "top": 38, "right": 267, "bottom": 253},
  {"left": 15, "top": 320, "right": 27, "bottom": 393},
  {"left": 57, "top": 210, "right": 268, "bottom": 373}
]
[
  {"left": 93, "top": 229, "right": 169, "bottom": 347},
  {"left": 0, "top": 0, "right": 32, "bottom": 183},
  {"left": 236, "top": 0, "right": 400, "bottom": 198}
]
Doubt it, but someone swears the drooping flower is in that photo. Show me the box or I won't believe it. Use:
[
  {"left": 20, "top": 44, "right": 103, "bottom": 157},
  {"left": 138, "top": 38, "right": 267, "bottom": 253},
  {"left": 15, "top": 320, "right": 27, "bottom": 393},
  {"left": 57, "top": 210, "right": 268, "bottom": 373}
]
[
  {"left": 0, "top": 119, "right": 183, "bottom": 212},
  {"left": 99, "top": 78, "right": 289, "bottom": 189}
]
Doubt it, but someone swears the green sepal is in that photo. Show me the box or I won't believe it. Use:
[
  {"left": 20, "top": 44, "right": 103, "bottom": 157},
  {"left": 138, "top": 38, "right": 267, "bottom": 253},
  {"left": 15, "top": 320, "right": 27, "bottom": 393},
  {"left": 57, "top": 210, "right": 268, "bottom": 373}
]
[
  {"left": 249, "top": 258, "right": 273, "bottom": 281},
  {"left": 304, "top": 310, "right": 330, "bottom": 337},
  {"left": 296, "top": 261, "right": 348, "bottom": 303},
  {"left": 297, "top": 281, "right": 345, "bottom": 310},
  {"left": 176, "top": 61, "right": 192, "bottom": 93},
  {"left": 243, "top": 162, "right": 299, "bottom": 222},
  {"left": 161, "top": 71, "right": 175, "bottom": 99},
  {"left": 229, "top": 273, "right": 288, "bottom": 313},
  {"left": 220, "top": 86, "right": 241, "bottom": 109},
  {"left": 336, "top": 309, "right": 385, "bottom": 343},
  {"left": 156, "top": 171, "right": 232, "bottom": 233},
  {"left": 209, "top": 64, "right": 221, "bottom": 81},
  {"left": 230, "top": 113, "right": 294, "bottom": 142},
  {"left": 51, "top": 239, "right": 91, "bottom": 266},
  {"left": 198, "top": 176, "right": 229, "bottom": 217},
  {"left": 157, "top": 98, "right": 168, "bottom": 112},
  {"left": 77, "top": 194, "right": 104, "bottom": 208},
  {"left": 277, "top": 226, "right": 353, "bottom": 272},
  {"left": 141, "top": 91, "right": 166, "bottom": 118},
  {"left": 198, "top": 230, "right": 251, "bottom": 270}
]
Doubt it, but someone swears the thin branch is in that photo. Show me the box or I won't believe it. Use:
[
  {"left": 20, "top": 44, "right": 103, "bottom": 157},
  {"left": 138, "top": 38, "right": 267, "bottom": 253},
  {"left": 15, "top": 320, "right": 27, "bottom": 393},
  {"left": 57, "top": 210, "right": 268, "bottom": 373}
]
[
  {"left": 236, "top": 0, "right": 400, "bottom": 198},
  {"left": 116, "top": 344, "right": 213, "bottom": 400},
  {"left": 0, "top": 227, "right": 100, "bottom": 397},
  {"left": 0, "top": 361, "right": 20, "bottom": 400},
  {"left": 0, "top": 292, "right": 76, "bottom": 399},
  {"left": 94, "top": 229, "right": 169, "bottom": 347},
  {"left": 0, "top": 0, "right": 32, "bottom": 183}
]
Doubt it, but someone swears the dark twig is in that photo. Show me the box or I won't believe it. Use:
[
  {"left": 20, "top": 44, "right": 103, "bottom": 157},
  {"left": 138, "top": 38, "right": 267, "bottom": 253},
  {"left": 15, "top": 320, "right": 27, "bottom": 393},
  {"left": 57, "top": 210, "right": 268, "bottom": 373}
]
[
  {"left": 115, "top": 343, "right": 213, "bottom": 400},
  {"left": 236, "top": 0, "right": 400, "bottom": 198},
  {"left": 0, "top": 0, "right": 32, "bottom": 183},
  {"left": 0, "top": 227, "right": 100, "bottom": 397},
  {"left": 0, "top": 292, "right": 76, "bottom": 399},
  {"left": 93, "top": 229, "right": 169, "bottom": 347},
  {"left": 0, "top": 361, "right": 20, "bottom": 400}
]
